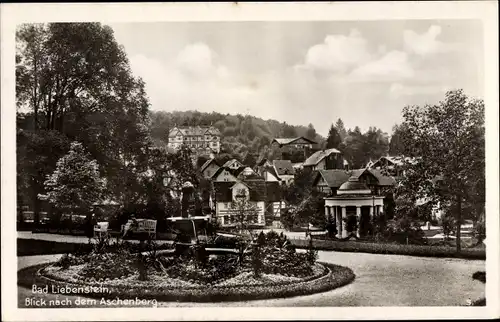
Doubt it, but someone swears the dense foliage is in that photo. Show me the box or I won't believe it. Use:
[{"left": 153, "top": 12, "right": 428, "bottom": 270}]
[
  {"left": 396, "top": 89, "right": 485, "bottom": 253},
  {"left": 16, "top": 23, "right": 151, "bottom": 223}
]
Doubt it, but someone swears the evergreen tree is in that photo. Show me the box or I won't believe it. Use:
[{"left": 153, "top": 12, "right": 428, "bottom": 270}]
[{"left": 325, "top": 124, "right": 342, "bottom": 149}]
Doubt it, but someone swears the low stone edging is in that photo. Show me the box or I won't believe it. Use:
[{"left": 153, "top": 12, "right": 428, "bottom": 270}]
[{"left": 18, "top": 261, "right": 355, "bottom": 303}]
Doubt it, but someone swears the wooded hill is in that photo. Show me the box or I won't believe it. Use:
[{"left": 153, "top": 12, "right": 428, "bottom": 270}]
[{"left": 149, "top": 110, "right": 325, "bottom": 162}]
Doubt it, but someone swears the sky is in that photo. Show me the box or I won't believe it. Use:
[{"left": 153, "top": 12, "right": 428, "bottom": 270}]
[{"left": 108, "top": 20, "right": 484, "bottom": 136}]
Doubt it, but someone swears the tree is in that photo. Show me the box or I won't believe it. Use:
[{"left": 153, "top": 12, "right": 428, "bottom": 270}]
[
  {"left": 282, "top": 168, "right": 315, "bottom": 206},
  {"left": 16, "top": 23, "right": 151, "bottom": 219},
  {"left": 306, "top": 123, "right": 317, "bottom": 141},
  {"left": 228, "top": 194, "right": 260, "bottom": 264},
  {"left": 335, "top": 118, "right": 347, "bottom": 142},
  {"left": 44, "top": 142, "right": 105, "bottom": 215},
  {"left": 325, "top": 124, "right": 342, "bottom": 150},
  {"left": 388, "top": 124, "right": 409, "bottom": 156},
  {"left": 398, "top": 89, "right": 485, "bottom": 253},
  {"left": 242, "top": 152, "right": 257, "bottom": 167}
]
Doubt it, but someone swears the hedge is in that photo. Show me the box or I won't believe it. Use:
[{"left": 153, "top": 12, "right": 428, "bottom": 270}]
[
  {"left": 290, "top": 238, "right": 485, "bottom": 260},
  {"left": 18, "top": 262, "right": 355, "bottom": 303},
  {"left": 17, "top": 239, "right": 174, "bottom": 257}
]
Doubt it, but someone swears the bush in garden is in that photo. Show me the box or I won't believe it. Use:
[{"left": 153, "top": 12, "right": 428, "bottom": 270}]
[
  {"left": 473, "top": 216, "right": 486, "bottom": 245},
  {"left": 306, "top": 238, "right": 318, "bottom": 265},
  {"left": 385, "top": 216, "right": 426, "bottom": 244},
  {"left": 165, "top": 255, "right": 240, "bottom": 284},
  {"left": 55, "top": 253, "right": 75, "bottom": 270},
  {"left": 343, "top": 214, "right": 358, "bottom": 236},
  {"left": 440, "top": 212, "right": 456, "bottom": 240},
  {"left": 79, "top": 251, "right": 136, "bottom": 281}
]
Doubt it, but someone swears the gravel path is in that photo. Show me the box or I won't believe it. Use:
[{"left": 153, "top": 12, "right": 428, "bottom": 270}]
[{"left": 18, "top": 250, "right": 484, "bottom": 307}]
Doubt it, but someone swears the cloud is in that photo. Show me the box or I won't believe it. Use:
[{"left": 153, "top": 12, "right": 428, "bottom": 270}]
[
  {"left": 389, "top": 83, "right": 449, "bottom": 99},
  {"left": 403, "top": 25, "right": 448, "bottom": 56},
  {"left": 350, "top": 50, "right": 414, "bottom": 82},
  {"left": 299, "top": 29, "right": 371, "bottom": 73}
]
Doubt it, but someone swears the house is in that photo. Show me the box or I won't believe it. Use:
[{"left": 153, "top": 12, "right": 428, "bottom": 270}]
[
  {"left": 271, "top": 137, "right": 318, "bottom": 162},
  {"left": 168, "top": 125, "right": 221, "bottom": 155},
  {"left": 313, "top": 168, "right": 396, "bottom": 239},
  {"left": 368, "top": 156, "right": 417, "bottom": 177},
  {"left": 264, "top": 181, "right": 286, "bottom": 227},
  {"left": 271, "top": 137, "right": 317, "bottom": 149},
  {"left": 222, "top": 158, "right": 244, "bottom": 170},
  {"left": 213, "top": 180, "right": 266, "bottom": 227},
  {"left": 303, "top": 148, "right": 345, "bottom": 171},
  {"left": 211, "top": 166, "right": 242, "bottom": 182},
  {"left": 200, "top": 158, "right": 220, "bottom": 179},
  {"left": 272, "top": 160, "right": 295, "bottom": 185},
  {"left": 255, "top": 159, "right": 280, "bottom": 182},
  {"left": 312, "top": 168, "right": 396, "bottom": 196}
]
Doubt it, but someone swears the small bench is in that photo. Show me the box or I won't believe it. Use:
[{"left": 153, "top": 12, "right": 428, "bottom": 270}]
[{"left": 121, "top": 219, "right": 157, "bottom": 239}]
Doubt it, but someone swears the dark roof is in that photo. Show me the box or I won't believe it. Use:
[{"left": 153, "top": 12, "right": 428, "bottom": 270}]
[
  {"left": 169, "top": 126, "right": 221, "bottom": 137},
  {"left": 315, "top": 168, "right": 396, "bottom": 188},
  {"left": 369, "top": 169, "right": 397, "bottom": 186},
  {"left": 303, "top": 148, "right": 341, "bottom": 167},
  {"left": 211, "top": 166, "right": 246, "bottom": 180},
  {"left": 272, "top": 136, "right": 317, "bottom": 146},
  {"left": 273, "top": 160, "right": 295, "bottom": 176},
  {"left": 256, "top": 158, "right": 271, "bottom": 167},
  {"left": 237, "top": 171, "right": 264, "bottom": 181},
  {"left": 315, "top": 170, "right": 351, "bottom": 188},
  {"left": 213, "top": 179, "right": 267, "bottom": 202},
  {"left": 200, "top": 158, "right": 219, "bottom": 173},
  {"left": 339, "top": 177, "right": 370, "bottom": 191}
]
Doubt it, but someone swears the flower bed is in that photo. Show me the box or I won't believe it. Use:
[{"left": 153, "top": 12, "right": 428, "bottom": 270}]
[
  {"left": 18, "top": 231, "right": 355, "bottom": 302},
  {"left": 18, "top": 261, "right": 354, "bottom": 303},
  {"left": 291, "top": 238, "right": 485, "bottom": 260}
]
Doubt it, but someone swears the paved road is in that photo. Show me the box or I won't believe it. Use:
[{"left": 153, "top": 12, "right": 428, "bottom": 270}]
[{"left": 18, "top": 250, "right": 484, "bottom": 307}]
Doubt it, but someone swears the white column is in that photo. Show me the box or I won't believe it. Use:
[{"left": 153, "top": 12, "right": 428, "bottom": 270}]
[
  {"left": 341, "top": 207, "right": 347, "bottom": 238},
  {"left": 335, "top": 207, "right": 341, "bottom": 239},
  {"left": 369, "top": 206, "right": 374, "bottom": 221},
  {"left": 325, "top": 206, "right": 329, "bottom": 221},
  {"left": 356, "top": 206, "right": 361, "bottom": 238}
]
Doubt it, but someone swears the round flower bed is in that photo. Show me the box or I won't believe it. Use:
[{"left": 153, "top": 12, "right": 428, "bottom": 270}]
[
  {"left": 19, "top": 261, "right": 354, "bottom": 302},
  {"left": 18, "top": 232, "right": 355, "bottom": 302}
]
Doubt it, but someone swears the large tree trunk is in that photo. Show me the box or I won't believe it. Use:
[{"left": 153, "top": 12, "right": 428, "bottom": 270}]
[{"left": 456, "top": 195, "right": 462, "bottom": 253}]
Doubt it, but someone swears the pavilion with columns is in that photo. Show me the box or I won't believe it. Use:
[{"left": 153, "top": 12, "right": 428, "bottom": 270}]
[{"left": 324, "top": 176, "right": 385, "bottom": 239}]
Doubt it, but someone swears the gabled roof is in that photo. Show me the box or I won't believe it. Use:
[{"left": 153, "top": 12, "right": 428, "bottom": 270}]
[
  {"left": 315, "top": 170, "right": 352, "bottom": 188},
  {"left": 213, "top": 179, "right": 267, "bottom": 202},
  {"left": 273, "top": 160, "right": 295, "bottom": 176},
  {"left": 272, "top": 136, "right": 317, "bottom": 146},
  {"left": 168, "top": 126, "right": 221, "bottom": 137},
  {"left": 369, "top": 169, "right": 397, "bottom": 186},
  {"left": 200, "top": 158, "right": 219, "bottom": 173},
  {"left": 314, "top": 168, "right": 396, "bottom": 188},
  {"left": 303, "top": 148, "right": 341, "bottom": 167},
  {"left": 222, "top": 158, "right": 243, "bottom": 168},
  {"left": 256, "top": 158, "right": 272, "bottom": 167},
  {"left": 371, "top": 156, "right": 418, "bottom": 168}
]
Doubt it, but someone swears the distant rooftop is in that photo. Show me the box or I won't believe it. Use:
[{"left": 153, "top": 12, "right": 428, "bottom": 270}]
[{"left": 272, "top": 136, "right": 317, "bottom": 146}]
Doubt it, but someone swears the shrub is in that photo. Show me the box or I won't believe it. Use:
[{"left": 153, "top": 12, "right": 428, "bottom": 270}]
[
  {"left": 79, "top": 251, "right": 136, "bottom": 281},
  {"left": 472, "top": 271, "right": 486, "bottom": 283},
  {"left": 291, "top": 238, "right": 485, "bottom": 260}
]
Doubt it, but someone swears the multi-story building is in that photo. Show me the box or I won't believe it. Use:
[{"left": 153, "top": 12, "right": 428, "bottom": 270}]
[{"left": 168, "top": 126, "right": 221, "bottom": 156}]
